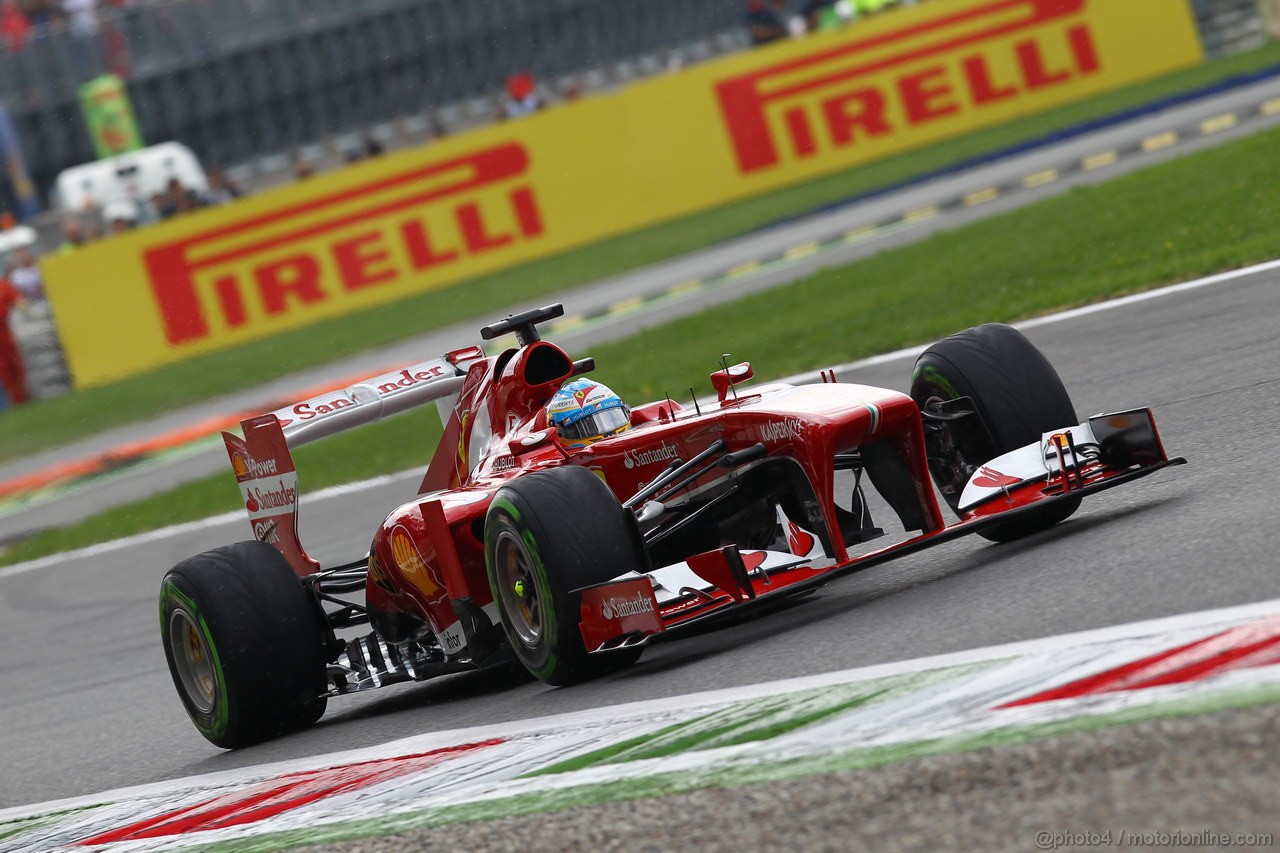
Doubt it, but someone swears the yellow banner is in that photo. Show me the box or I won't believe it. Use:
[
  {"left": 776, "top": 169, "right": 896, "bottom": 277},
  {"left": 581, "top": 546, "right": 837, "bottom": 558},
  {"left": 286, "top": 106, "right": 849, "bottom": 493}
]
[{"left": 45, "top": 0, "right": 1202, "bottom": 387}]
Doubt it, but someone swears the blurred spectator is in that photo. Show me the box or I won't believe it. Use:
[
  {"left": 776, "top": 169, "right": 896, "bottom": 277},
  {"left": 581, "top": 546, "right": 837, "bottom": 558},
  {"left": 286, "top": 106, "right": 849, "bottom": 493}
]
[
  {"left": 1, "top": 1, "right": 30, "bottom": 52},
  {"left": 745, "top": 0, "right": 789, "bottom": 46},
  {"left": 8, "top": 246, "right": 43, "bottom": 301},
  {"left": 61, "top": 0, "right": 98, "bottom": 38},
  {"left": 294, "top": 155, "right": 314, "bottom": 180},
  {"left": 0, "top": 274, "right": 27, "bottom": 404},
  {"left": 59, "top": 215, "right": 88, "bottom": 252},
  {"left": 150, "top": 190, "right": 171, "bottom": 220},
  {"left": 22, "top": 0, "right": 61, "bottom": 37},
  {"left": 802, "top": 0, "right": 838, "bottom": 31},
  {"left": 855, "top": 0, "right": 899, "bottom": 17},
  {"left": 500, "top": 72, "right": 543, "bottom": 120},
  {"left": 155, "top": 177, "right": 200, "bottom": 218},
  {"left": 204, "top": 167, "right": 242, "bottom": 205},
  {"left": 103, "top": 197, "right": 138, "bottom": 233}
]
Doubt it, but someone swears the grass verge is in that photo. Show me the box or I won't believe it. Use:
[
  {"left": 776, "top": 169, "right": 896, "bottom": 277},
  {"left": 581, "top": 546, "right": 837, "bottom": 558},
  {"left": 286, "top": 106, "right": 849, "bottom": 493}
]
[
  {"left": 2, "top": 121, "right": 1277, "bottom": 566},
  {"left": 1, "top": 42, "right": 1278, "bottom": 464}
]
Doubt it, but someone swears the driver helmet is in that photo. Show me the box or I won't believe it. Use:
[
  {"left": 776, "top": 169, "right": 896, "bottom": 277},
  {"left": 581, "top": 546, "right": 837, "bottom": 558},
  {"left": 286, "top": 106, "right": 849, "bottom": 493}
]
[{"left": 547, "top": 379, "right": 631, "bottom": 448}]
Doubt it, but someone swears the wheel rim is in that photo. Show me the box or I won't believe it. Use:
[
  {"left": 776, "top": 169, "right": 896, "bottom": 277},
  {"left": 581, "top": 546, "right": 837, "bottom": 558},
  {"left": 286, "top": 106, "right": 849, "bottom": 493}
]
[
  {"left": 920, "top": 391, "right": 983, "bottom": 509},
  {"left": 493, "top": 530, "right": 542, "bottom": 648},
  {"left": 169, "top": 609, "right": 218, "bottom": 714}
]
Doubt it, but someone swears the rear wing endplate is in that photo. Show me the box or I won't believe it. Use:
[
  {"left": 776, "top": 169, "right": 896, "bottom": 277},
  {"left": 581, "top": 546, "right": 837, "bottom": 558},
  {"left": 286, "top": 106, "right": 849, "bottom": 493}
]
[{"left": 221, "top": 346, "right": 486, "bottom": 575}]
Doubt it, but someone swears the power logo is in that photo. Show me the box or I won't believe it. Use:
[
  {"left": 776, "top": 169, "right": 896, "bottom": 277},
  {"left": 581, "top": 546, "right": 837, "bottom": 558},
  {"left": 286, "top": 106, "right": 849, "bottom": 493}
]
[
  {"left": 143, "top": 142, "right": 544, "bottom": 346},
  {"left": 716, "top": 0, "right": 1101, "bottom": 175}
]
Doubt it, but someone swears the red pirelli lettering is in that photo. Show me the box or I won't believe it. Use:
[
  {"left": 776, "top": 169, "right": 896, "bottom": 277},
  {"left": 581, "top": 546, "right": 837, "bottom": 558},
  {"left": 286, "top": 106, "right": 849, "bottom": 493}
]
[
  {"left": 716, "top": 0, "right": 1091, "bottom": 174},
  {"left": 899, "top": 65, "right": 959, "bottom": 123},
  {"left": 213, "top": 274, "right": 247, "bottom": 328},
  {"left": 256, "top": 255, "right": 324, "bottom": 316},
  {"left": 333, "top": 230, "right": 396, "bottom": 291},
  {"left": 963, "top": 54, "right": 1019, "bottom": 104},
  {"left": 401, "top": 220, "right": 459, "bottom": 271},
  {"left": 144, "top": 142, "right": 537, "bottom": 345}
]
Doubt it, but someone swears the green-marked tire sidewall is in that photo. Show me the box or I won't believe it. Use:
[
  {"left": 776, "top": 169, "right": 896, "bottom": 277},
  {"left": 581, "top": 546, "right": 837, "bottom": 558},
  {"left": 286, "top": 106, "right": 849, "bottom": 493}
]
[
  {"left": 157, "top": 540, "right": 329, "bottom": 749},
  {"left": 486, "top": 496, "right": 562, "bottom": 682},
  {"left": 484, "top": 467, "right": 645, "bottom": 686},
  {"left": 911, "top": 364, "right": 961, "bottom": 402},
  {"left": 911, "top": 324, "right": 1081, "bottom": 541},
  {"left": 160, "top": 576, "right": 231, "bottom": 741}
]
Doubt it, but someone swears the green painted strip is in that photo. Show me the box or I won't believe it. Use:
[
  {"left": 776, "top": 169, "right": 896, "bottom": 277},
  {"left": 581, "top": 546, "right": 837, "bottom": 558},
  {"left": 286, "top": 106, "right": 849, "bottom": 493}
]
[
  {"left": 534, "top": 690, "right": 886, "bottom": 776},
  {"left": 184, "top": 682, "right": 1280, "bottom": 853},
  {"left": 0, "top": 805, "right": 101, "bottom": 846},
  {"left": 533, "top": 662, "right": 990, "bottom": 776}
]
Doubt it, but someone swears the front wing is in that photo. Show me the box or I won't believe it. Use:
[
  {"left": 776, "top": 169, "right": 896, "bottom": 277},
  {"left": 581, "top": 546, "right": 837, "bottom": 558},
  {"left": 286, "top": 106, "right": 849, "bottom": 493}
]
[{"left": 578, "top": 408, "right": 1186, "bottom": 651}]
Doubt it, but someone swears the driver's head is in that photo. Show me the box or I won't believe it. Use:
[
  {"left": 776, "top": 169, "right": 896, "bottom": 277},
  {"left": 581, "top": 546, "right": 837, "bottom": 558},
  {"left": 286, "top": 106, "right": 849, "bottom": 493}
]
[{"left": 547, "top": 379, "right": 631, "bottom": 448}]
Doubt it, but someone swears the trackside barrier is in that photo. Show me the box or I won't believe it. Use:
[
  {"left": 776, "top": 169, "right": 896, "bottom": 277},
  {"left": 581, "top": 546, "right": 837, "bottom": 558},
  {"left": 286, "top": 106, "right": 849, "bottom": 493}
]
[
  {"left": 9, "top": 303, "right": 71, "bottom": 401},
  {"left": 42, "top": 0, "right": 1204, "bottom": 388}
]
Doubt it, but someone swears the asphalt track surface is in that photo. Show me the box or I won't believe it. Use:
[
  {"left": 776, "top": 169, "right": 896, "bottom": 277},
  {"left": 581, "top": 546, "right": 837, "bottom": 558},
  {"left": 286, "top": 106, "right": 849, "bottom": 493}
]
[
  {"left": 4, "top": 258, "right": 1278, "bottom": 810},
  {"left": 2, "top": 73, "right": 1278, "bottom": 542}
]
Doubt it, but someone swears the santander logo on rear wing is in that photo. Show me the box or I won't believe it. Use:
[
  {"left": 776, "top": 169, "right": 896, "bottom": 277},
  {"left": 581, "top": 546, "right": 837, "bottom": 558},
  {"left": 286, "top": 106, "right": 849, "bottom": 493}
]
[
  {"left": 268, "top": 346, "right": 487, "bottom": 448},
  {"left": 220, "top": 345, "right": 487, "bottom": 575}
]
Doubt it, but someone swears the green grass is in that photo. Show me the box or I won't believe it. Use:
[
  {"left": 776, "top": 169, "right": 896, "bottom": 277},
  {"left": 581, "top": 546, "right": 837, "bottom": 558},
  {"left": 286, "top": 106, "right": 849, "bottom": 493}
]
[
  {"left": 3, "top": 120, "right": 1278, "bottom": 566},
  {"left": 2, "top": 42, "right": 1279, "bottom": 464}
]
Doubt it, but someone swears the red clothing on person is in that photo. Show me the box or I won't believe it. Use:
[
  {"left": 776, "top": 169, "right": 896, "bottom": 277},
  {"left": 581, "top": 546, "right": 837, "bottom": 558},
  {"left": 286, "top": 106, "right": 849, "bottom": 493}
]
[
  {"left": 0, "top": 1, "right": 31, "bottom": 53},
  {"left": 0, "top": 279, "right": 28, "bottom": 405}
]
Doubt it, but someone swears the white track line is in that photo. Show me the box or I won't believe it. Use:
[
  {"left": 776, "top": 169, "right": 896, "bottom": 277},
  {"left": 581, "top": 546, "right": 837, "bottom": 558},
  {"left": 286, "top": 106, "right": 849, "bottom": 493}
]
[
  {"left": 0, "top": 470, "right": 420, "bottom": 579},
  {"left": 2, "top": 257, "right": 1276, "bottom": 579},
  {"left": 784, "top": 256, "right": 1280, "bottom": 384}
]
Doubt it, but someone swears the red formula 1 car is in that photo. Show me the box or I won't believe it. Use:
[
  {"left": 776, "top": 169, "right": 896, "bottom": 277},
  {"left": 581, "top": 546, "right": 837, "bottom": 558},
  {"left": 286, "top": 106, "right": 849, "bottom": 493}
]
[{"left": 159, "top": 304, "right": 1184, "bottom": 748}]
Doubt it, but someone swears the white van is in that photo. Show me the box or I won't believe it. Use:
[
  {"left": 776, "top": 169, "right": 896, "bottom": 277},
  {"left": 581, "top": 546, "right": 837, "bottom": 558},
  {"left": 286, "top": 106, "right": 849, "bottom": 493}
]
[
  {"left": 0, "top": 224, "right": 35, "bottom": 268},
  {"left": 54, "top": 142, "right": 209, "bottom": 213}
]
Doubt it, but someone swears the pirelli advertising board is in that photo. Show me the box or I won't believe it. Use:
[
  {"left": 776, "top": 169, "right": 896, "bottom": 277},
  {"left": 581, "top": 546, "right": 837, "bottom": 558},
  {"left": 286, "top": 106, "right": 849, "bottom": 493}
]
[{"left": 44, "top": 0, "right": 1203, "bottom": 387}]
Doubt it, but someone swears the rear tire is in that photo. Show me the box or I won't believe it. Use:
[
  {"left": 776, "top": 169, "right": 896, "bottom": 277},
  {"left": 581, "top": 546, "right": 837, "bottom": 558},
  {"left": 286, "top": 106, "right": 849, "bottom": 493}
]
[
  {"left": 911, "top": 323, "right": 1081, "bottom": 542},
  {"left": 159, "top": 541, "right": 329, "bottom": 748},
  {"left": 485, "top": 466, "right": 645, "bottom": 686}
]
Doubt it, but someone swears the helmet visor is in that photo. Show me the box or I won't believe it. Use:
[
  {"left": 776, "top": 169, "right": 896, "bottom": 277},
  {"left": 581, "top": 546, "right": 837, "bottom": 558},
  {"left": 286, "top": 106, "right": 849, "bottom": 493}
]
[{"left": 558, "top": 406, "right": 630, "bottom": 442}]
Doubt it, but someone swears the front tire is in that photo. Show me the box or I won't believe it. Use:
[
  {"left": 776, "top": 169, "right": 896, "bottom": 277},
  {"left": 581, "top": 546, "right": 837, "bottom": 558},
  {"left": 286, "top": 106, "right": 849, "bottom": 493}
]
[
  {"left": 911, "top": 323, "right": 1081, "bottom": 542},
  {"left": 159, "top": 541, "right": 329, "bottom": 749},
  {"left": 485, "top": 466, "right": 645, "bottom": 686}
]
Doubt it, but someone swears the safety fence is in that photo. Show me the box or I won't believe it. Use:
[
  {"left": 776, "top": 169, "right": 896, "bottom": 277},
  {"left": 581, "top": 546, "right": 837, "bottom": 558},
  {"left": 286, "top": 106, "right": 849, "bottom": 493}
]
[
  {"left": 8, "top": 302, "right": 70, "bottom": 402},
  {"left": 0, "top": 0, "right": 747, "bottom": 195},
  {"left": 1192, "top": 0, "right": 1271, "bottom": 54}
]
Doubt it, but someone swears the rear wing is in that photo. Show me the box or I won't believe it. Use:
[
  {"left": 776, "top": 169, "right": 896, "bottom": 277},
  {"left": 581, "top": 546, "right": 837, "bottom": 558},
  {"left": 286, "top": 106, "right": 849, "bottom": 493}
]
[
  {"left": 221, "top": 346, "right": 486, "bottom": 575},
  {"left": 267, "top": 348, "right": 484, "bottom": 448}
]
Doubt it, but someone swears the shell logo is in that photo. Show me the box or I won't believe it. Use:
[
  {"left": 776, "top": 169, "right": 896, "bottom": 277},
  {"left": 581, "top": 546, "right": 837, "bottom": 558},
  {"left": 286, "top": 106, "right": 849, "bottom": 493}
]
[
  {"left": 389, "top": 527, "right": 445, "bottom": 602},
  {"left": 973, "top": 466, "right": 1021, "bottom": 488},
  {"left": 368, "top": 552, "right": 396, "bottom": 594},
  {"left": 231, "top": 453, "right": 249, "bottom": 477},
  {"left": 786, "top": 520, "right": 816, "bottom": 557}
]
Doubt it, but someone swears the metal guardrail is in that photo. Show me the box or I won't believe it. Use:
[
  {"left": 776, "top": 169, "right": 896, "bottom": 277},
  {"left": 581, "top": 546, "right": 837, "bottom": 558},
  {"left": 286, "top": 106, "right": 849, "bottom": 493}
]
[
  {"left": 1, "top": 0, "right": 748, "bottom": 195},
  {"left": 8, "top": 302, "right": 71, "bottom": 401},
  {"left": 1192, "top": 0, "right": 1270, "bottom": 56}
]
